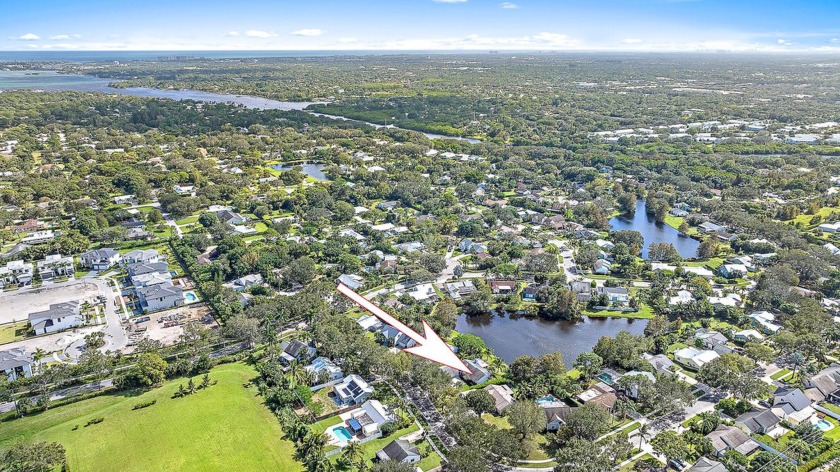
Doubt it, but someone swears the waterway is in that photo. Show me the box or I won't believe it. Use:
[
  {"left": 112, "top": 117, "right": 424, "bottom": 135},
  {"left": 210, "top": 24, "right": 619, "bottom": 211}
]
[
  {"left": 0, "top": 70, "right": 480, "bottom": 141},
  {"left": 455, "top": 312, "right": 647, "bottom": 367},
  {"left": 609, "top": 199, "right": 700, "bottom": 259}
]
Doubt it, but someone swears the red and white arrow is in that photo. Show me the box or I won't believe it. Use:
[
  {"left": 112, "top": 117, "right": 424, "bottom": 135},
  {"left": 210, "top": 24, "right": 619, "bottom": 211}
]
[{"left": 337, "top": 283, "right": 471, "bottom": 373}]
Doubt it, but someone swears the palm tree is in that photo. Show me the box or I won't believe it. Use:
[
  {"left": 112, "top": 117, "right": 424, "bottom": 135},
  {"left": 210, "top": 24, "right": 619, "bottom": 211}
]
[
  {"left": 613, "top": 399, "right": 636, "bottom": 420},
  {"left": 695, "top": 411, "right": 720, "bottom": 435},
  {"left": 636, "top": 423, "right": 652, "bottom": 450},
  {"left": 341, "top": 441, "right": 365, "bottom": 470},
  {"left": 288, "top": 361, "right": 310, "bottom": 387}
]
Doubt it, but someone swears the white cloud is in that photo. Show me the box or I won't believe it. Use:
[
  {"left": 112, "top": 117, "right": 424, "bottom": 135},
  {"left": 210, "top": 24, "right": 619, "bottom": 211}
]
[
  {"left": 50, "top": 34, "right": 81, "bottom": 40},
  {"left": 369, "top": 32, "right": 579, "bottom": 50},
  {"left": 433, "top": 0, "right": 467, "bottom": 3},
  {"left": 227, "top": 31, "right": 240, "bottom": 37},
  {"left": 244, "top": 30, "right": 278, "bottom": 38},
  {"left": 777, "top": 39, "right": 791, "bottom": 45},
  {"left": 291, "top": 29, "right": 325, "bottom": 37},
  {"left": 17, "top": 33, "right": 40, "bottom": 41},
  {"left": 622, "top": 38, "right": 643, "bottom": 44},
  {"left": 500, "top": 2, "right": 518, "bottom": 9},
  {"left": 338, "top": 37, "right": 359, "bottom": 44}
]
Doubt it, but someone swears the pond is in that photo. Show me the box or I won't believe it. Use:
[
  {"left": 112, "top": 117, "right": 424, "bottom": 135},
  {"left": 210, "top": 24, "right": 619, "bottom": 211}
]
[
  {"left": 455, "top": 312, "right": 647, "bottom": 367},
  {"left": 270, "top": 162, "right": 329, "bottom": 181},
  {"left": 609, "top": 199, "right": 700, "bottom": 259}
]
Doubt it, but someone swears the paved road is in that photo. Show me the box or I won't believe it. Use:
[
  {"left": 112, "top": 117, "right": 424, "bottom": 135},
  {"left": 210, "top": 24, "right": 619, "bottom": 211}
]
[
  {"left": 0, "top": 379, "right": 115, "bottom": 414},
  {"left": 436, "top": 246, "right": 469, "bottom": 284}
]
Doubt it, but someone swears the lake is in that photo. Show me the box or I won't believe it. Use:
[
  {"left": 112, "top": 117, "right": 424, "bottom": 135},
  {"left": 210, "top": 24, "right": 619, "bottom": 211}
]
[
  {"left": 609, "top": 199, "right": 700, "bottom": 259},
  {"left": 455, "top": 312, "right": 647, "bottom": 367},
  {"left": 0, "top": 70, "right": 481, "bottom": 141},
  {"left": 270, "top": 162, "right": 329, "bottom": 181},
  {"left": 0, "top": 70, "right": 319, "bottom": 110}
]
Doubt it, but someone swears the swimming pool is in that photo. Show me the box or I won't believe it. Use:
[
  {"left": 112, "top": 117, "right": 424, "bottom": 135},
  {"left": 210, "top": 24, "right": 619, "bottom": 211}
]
[
  {"left": 814, "top": 418, "right": 834, "bottom": 431},
  {"left": 183, "top": 291, "right": 197, "bottom": 302},
  {"left": 597, "top": 373, "right": 615, "bottom": 385},
  {"left": 536, "top": 396, "right": 559, "bottom": 404},
  {"left": 329, "top": 426, "right": 353, "bottom": 444}
]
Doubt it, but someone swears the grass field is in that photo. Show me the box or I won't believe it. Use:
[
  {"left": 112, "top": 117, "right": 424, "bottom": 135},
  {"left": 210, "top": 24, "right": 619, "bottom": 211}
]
[
  {"left": 0, "top": 321, "right": 28, "bottom": 344},
  {"left": 0, "top": 363, "right": 302, "bottom": 472}
]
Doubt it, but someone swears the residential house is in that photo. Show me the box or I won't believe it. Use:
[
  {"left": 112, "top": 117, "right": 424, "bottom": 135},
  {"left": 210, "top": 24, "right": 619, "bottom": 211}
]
[
  {"left": 687, "top": 458, "right": 727, "bottom": 472},
  {"left": 377, "top": 201, "right": 399, "bottom": 211},
  {"left": 36, "top": 254, "right": 75, "bottom": 280},
  {"left": 136, "top": 282, "right": 183, "bottom": 312},
  {"left": 459, "top": 238, "right": 487, "bottom": 254},
  {"left": 709, "top": 293, "right": 742, "bottom": 309},
  {"left": 394, "top": 242, "right": 424, "bottom": 253},
  {"left": 80, "top": 248, "right": 121, "bottom": 270},
  {"left": 669, "top": 290, "right": 694, "bottom": 305},
  {"left": 375, "top": 440, "right": 420, "bottom": 465},
  {"left": 446, "top": 280, "right": 477, "bottom": 300},
  {"left": 379, "top": 325, "right": 416, "bottom": 349},
  {"left": 21, "top": 230, "right": 56, "bottom": 245},
  {"left": 337, "top": 274, "right": 363, "bottom": 291},
  {"left": 720, "top": 264, "right": 747, "bottom": 279},
  {"left": 596, "top": 286, "right": 629, "bottom": 304},
  {"left": 333, "top": 374, "right": 375, "bottom": 406},
  {"left": 735, "top": 409, "right": 781, "bottom": 435},
  {"left": 577, "top": 382, "right": 617, "bottom": 410},
  {"left": 131, "top": 271, "right": 172, "bottom": 287},
  {"left": 305, "top": 357, "right": 344, "bottom": 383},
  {"left": 224, "top": 273, "right": 264, "bottom": 292},
  {"left": 802, "top": 366, "right": 840, "bottom": 403},
  {"left": 733, "top": 329, "right": 764, "bottom": 343},
  {"left": 0, "top": 260, "right": 33, "bottom": 288},
  {"left": 216, "top": 210, "right": 248, "bottom": 225},
  {"left": 593, "top": 259, "right": 612, "bottom": 275},
  {"left": 407, "top": 283, "right": 438, "bottom": 303},
  {"left": 344, "top": 399, "right": 393, "bottom": 439},
  {"left": 488, "top": 279, "right": 517, "bottom": 295},
  {"left": 0, "top": 348, "right": 34, "bottom": 381},
  {"left": 772, "top": 387, "right": 815, "bottom": 425},
  {"left": 484, "top": 384, "right": 515, "bottom": 414},
  {"left": 570, "top": 281, "right": 593, "bottom": 302},
  {"left": 643, "top": 353, "right": 676, "bottom": 376},
  {"left": 522, "top": 285, "right": 540, "bottom": 302},
  {"left": 749, "top": 311, "right": 782, "bottom": 335},
  {"left": 674, "top": 347, "right": 720, "bottom": 370},
  {"left": 338, "top": 229, "right": 366, "bottom": 242},
  {"left": 127, "top": 262, "right": 170, "bottom": 278},
  {"left": 356, "top": 314, "right": 383, "bottom": 332},
  {"left": 542, "top": 402, "right": 573, "bottom": 431},
  {"left": 706, "top": 425, "right": 759, "bottom": 457},
  {"left": 699, "top": 222, "right": 726, "bottom": 233},
  {"left": 695, "top": 329, "right": 732, "bottom": 354},
  {"left": 619, "top": 370, "right": 656, "bottom": 399},
  {"left": 683, "top": 266, "right": 715, "bottom": 279},
  {"left": 10, "top": 219, "right": 41, "bottom": 234},
  {"left": 173, "top": 185, "right": 194, "bottom": 195},
  {"left": 113, "top": 194, "right": 136, "bottom": 205},
  {"left": 461, "top": 359, "right": 492, "bottom": 385},
  {"left": 29, "top": 302, "right": 83, "bottom": 335},
  {"left": 122, "top": 249, "right": 161, "bottom": 266},
  {"left": 279, "top": 340, "right": 317, "bottom": 366}
]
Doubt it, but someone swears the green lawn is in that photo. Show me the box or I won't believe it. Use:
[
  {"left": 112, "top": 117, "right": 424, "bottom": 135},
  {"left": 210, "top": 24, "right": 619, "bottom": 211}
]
[
  {"left": 0, "top": 321, "right": 28, "bottom": 344},
  {"left": 0, "top": 363, "right": 302, "bottom": 472},
  {"left": 175, "top": 215, "right": 200, "bottom": 226},
  {"left": 770, "top": 368, "right": 792, "bottom": 381}
]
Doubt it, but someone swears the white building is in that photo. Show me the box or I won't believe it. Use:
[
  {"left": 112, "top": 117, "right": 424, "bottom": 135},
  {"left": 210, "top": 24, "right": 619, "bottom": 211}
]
[
  {"left": 29, "top": 302, "right": 83, "bottom": 335},
  {"left": 674, "top": 347, "right": 720, "bottom": 370},
  {"left": 0, "top": 348, "right": 34, "bottom": 381}
]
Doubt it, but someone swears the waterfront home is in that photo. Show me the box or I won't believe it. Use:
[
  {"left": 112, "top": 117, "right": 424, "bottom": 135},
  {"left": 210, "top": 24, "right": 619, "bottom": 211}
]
[
  {"left": 461, "top": 359, "right": 492, "bottom": 385},
  {"left": 699, "top": 222, "right": 726, "bottom": 233},
  {"left": 446, "top": 280, "right": 477, "bottom": 300},
  {"left": 29, "top": 302, "right": 83, "bottom": 335},
  {"left": 596, "top": 286, "right": 629, "bottom": 304},
  {"left": 333, "top": 374, "right": 375, "bottom": 406},
  {"left": 674, "top": 347, "right": 720, "bottom": 370},
  {"left": 683, "top": 266, "right": 715, "bottom": 279},
  {"left": 0, "top": 348, "right": 34, "bottom": 381},
  {"left": 488, "top": 279, "right": 517, "bottom": 295},
  {"left": 80, "top": 248, "right": 121, "bottom": 270},
  {"left": 577, "top": 382, "right": 617, "bottom": 409},
  {"left": 522, "top": 285, "right": 540, "bottom": 301},
  {"left": 643, "top": 354, "right": 677, "bottom": 376},
  {"left": 720, "top": 263, "right": 747, "bottom": 279},
  {"left": 484, "top": 384, "right": 515, "bottom": 414}
]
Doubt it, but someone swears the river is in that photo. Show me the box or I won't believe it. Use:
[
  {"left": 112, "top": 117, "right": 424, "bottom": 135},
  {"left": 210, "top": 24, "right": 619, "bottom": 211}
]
[
  {"left": 456, "top": 312, "right": 646, "bottom": 367},
  {"left": 609, "top": 199, "right": 700, "bottom": 259},
  {"left": 0, "top": 70, "right": 480, "bottom": 142}
]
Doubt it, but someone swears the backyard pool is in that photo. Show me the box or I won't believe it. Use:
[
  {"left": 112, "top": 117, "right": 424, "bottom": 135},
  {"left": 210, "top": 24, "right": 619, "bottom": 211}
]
[
  {"left": 328, "top": 425, "right": 354, "bottom": 445},
  {"left": 813, "top": 418, "right": 835, "bottom": 431},
  {"left": 183, "top": 291, "right": 198, "bottom": 303},
  {"left": 536, "top": 396, "right": 559, "bottom": 404}
]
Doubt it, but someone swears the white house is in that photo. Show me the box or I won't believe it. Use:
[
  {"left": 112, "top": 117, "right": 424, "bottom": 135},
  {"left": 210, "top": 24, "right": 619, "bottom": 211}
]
[
  {"left": 749, "top": 311, "right": 782, "bottom": 335},
  {"left": 0, "top": 260, "right": 33, "bottom": 288},
  {"left": 80, "top": 248, "right": 122, "bottom": 270},
  {"left": 720, "top": 264, "right": 747, "bottom": 279},
  {"left": 375, "top": 440, "right": 421, "bottom": 465},
  {"left": 734, "top": 329, "right": 765, "bottom": 343},
  {"left": 29, "top": 302, "right": 83, "bottom": 335},
  {"left": 674, "top": 347, "right": 720, "bottom": 370},
  {"left": 344, "top": 399, "right": 393, "bottom": 438},
  {"left": 0, "top": 348, "right": 34, "bottom": 381},
  {"left": 306, "top": 357, "right": 344, "bottom": 383},
  {"left": 37, "top": 254, "right": 75, "bottom": 280},
  {"left": 136, "top": 282, "right": 183, "bottom": 312},
  {"left": 21, "top": 230, "right": 56, "bottom": 245},
  {"left": 333, "top": 374, "right": 375, "bottom": 406},
  {"left": 122, "top": 249, "right": 161, "bottom": 266}
]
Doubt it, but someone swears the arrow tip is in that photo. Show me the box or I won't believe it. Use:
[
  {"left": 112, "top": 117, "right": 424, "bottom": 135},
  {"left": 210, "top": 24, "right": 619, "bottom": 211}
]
[{"left": 405, "top": 320, "right": 471, "bottom": 373}]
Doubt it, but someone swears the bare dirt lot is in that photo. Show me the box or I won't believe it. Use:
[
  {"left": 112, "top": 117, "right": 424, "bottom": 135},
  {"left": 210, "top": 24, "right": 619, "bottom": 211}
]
[
  {"left": 124, "top": 303, "right": 217, "bottom": 352},
  {"left": 0, "top": 281, "right": 103, "bottom": 325}
]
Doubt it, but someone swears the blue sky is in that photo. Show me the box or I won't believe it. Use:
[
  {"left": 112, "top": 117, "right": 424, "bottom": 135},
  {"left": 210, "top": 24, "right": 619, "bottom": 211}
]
[{"left": 4, "top": 0, "right": 840, "bottom": 52}]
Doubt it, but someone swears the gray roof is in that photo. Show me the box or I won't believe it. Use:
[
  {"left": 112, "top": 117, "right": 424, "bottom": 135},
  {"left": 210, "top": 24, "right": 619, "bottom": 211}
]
[
  {"left": 688, "top": 458, "right": 727, "bottom": 472},
  {"left": 128, "top": 262, "right": 169, "bottom": 276},
  {"left": 376, "top": 439, "right": 419, "bottom": 462},
  {"left": 773, "top": 387, "right": 811, "bottom": 413},
  {"left": 0, "top": 348, "right": 33, "bottom": 371},
  {"left": 28, "top": 302, "right": 80, "bottom": 323},
  {"left": 707, "top": 425, "right": 758, "bottom": 455},
  {"left": 735, "top": 409, "right": 781, "bottom": 433},
  {"left": 137, "top": 283, "right": 182, "bottom": 299}
]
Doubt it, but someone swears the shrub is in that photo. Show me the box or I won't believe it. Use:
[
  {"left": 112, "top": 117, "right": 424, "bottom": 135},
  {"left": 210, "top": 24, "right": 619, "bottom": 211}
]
[
  {"left": 132, "top": 400, "right": 157, "bottom": 410},
  {"left": 85, "top": 417, "right": 104, "bottom": 427}
]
